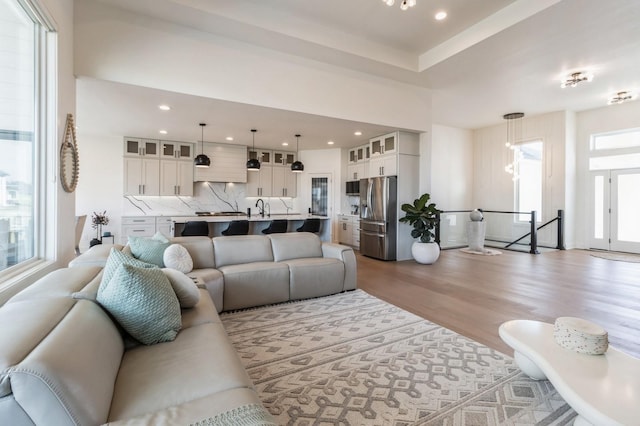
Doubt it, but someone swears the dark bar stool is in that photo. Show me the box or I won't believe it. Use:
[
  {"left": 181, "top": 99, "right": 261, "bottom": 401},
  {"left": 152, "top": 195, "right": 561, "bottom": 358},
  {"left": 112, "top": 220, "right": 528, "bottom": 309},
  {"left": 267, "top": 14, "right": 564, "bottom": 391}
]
[
  {"left": 261, "top": 219, "right": 288, "bottom": 234},
  {"left": 296, "top": 218, "right": 321, "bottom": 233},
  {"left": 181, "top": 221, "right": 209, "bottom": 237},
  {"left": 221, "top": 220, "right": 249, "bottom": 236}
]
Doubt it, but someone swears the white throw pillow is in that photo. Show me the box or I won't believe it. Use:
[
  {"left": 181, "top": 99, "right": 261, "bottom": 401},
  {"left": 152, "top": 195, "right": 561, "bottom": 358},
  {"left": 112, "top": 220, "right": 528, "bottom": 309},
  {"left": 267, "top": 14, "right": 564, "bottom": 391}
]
[
  {"left": 162, "top": 268, "right": 200, "bottom": 308},
  {"left": 163, "top": 243, "right": 193, "bottom": 273}
]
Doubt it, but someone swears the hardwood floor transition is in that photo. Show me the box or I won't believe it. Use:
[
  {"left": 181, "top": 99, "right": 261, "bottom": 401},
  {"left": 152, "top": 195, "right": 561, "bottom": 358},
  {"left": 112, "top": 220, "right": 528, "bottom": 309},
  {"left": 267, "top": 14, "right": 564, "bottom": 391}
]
[{"left": 356, "top": 248, "right": 640, "bottom": 358}]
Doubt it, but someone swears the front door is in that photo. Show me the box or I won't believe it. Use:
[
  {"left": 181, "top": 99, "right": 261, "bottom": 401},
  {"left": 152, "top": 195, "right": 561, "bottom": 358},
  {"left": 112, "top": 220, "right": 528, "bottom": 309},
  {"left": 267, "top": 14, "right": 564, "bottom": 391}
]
[{"left": 590, "top": 169, "right": 640, "bottom": 253}]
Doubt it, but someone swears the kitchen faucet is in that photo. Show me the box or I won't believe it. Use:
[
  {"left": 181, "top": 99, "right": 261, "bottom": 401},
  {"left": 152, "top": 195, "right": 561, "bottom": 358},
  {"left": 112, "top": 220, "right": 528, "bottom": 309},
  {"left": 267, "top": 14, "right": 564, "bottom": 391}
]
[{"left": 256, "top": 198, "right": 265, "bottom": 217}]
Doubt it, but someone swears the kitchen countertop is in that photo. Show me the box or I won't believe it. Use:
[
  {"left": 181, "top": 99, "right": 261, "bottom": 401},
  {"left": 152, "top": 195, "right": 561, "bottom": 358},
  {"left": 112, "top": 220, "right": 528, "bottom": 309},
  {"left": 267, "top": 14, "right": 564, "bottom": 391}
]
[{"left": 170, "top": 214, "right": 329, "bottom": 223}]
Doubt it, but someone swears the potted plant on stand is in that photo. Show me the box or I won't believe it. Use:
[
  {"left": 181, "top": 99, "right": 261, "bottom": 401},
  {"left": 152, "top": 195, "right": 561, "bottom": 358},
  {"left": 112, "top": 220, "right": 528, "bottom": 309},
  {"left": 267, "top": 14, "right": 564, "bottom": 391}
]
[
  {"left": 399, "top": 193, "right": 441, "bottom": 264},
  {"left": 89, "top": 210, "right": 109, "bottom": 248}
]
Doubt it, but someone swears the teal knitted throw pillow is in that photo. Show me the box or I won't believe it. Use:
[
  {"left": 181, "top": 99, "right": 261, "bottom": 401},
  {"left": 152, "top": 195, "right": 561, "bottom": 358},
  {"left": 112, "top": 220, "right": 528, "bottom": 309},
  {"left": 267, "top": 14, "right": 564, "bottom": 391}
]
[
  {"left": 128, "top": 232, "right": 170, "bottom": 267},
  {"left": 99, "top": 248, "right": 157, "bottom": 299},
  {"left": 97, "top": 263, "right": 181, "bottom": 345}
]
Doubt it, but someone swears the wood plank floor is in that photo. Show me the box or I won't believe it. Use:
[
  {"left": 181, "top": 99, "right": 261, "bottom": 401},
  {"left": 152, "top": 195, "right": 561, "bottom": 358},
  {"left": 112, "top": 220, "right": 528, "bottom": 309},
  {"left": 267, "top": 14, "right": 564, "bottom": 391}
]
[{"left": 356, "top": 248, "right": 640, "bottom": 358}]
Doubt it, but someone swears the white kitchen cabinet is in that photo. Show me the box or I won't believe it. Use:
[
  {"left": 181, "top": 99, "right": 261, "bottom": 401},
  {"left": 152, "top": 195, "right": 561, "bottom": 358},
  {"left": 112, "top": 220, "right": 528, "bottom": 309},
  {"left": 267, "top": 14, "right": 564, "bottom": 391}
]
[
  {"left": 273, "top": 151, "right": 296, "bottom": 166},
  {"left": 247, "top": 165, "right": 273, "bottom": 197},
  {"left": 156, "top": 217, "right": 173, "bottom": 237},
  {"left": 347, "top": 163, "right": 367, "bottom": 181},
  {"left": 272, "top": 166, "right": 297, "bottom": 198},
  {"left": 353, "top": 219, "right": 360, "bottom": 249},
  {"left": 123, "top": 137, "right": 159, "bottom": 157},
  {"left": 161, "top": 141, "right": 194, "bottom": 160},
  {"left": 370, "top": 132, "right": 397, "bottom": 156},
  {"left": 123, "top": 157, "right": 160, "bottom": 196},
  {"left": 160, "top": 159, "right": 194, "bottom": 196},
  {"left": 194, "top": 143, "right": 247, "bottom": 183},
  {"left": 368, "top": 155, "right": 397, "bottom": 177},
  {"left": 338, "top": 215, "right": 353, "bottom": 246},
  {"left": 120, "top": 216, "right": 156, "bottom": 244}
]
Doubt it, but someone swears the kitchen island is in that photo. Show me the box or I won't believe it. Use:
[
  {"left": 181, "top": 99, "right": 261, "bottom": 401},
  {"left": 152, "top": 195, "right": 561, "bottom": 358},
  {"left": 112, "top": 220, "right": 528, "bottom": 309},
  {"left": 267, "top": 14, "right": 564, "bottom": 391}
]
[{"left": 170, "top": 214, "right": 331, "bottom": 241}]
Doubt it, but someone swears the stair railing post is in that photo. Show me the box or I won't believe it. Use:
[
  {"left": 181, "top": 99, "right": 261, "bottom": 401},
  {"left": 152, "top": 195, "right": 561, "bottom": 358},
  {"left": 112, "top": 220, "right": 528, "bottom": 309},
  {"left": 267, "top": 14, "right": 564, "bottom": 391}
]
[
  {"left": 530, "top": 211, "right": 539, "bottom": 254},
  {"left": 557, "top": 209, "right": 566, "bottom": 250}
]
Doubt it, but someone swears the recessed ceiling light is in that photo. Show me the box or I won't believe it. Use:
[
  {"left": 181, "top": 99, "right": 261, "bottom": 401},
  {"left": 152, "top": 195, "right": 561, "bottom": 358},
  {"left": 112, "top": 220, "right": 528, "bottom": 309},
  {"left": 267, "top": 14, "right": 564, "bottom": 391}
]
[
  {"left": 159, "top": 130, "right": 168, "bottom": 135},
  {"left": 282, "top": 142, "right": 289, "bottom": 146},
  {"left": 225, "top": 136, "right": 234, "bottom": 141},
  {"left": 435, "top": 11, "right": 447, "bottom": 20},
  {"left": 327, "top": 141, "right": 335, "bottom": 145},
  {"left": 158, "top": 104, "right": 171, "bottom": 111},
  {"left": 354, "top": 131, "right": 362, "bottom": 136}
]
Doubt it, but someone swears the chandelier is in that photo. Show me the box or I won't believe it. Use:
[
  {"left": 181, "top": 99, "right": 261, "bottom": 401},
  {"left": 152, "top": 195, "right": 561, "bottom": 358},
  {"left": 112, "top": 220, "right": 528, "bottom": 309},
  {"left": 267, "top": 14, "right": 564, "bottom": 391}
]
[
  {"left": 503, "top": 112, "right": 524, "bottom": 181},
  {"left": 382, "top": 0, "right": 416, "bottom": 11},
  {"left": 560, "top": 71, "right": 594, "bottom": 88},
  {"left": 608, "top": 91, "right": 635, "bottom": 105}
]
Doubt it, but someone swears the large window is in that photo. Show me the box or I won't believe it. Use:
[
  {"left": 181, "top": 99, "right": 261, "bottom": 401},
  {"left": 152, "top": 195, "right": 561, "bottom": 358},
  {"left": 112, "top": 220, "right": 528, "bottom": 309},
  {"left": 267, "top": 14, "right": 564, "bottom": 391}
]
[
  {"left": 0, "top": 0, "right": 52, "bottom": 274},
  {"left": 514, "top": 141, "right": 543, "bottom": 222}
]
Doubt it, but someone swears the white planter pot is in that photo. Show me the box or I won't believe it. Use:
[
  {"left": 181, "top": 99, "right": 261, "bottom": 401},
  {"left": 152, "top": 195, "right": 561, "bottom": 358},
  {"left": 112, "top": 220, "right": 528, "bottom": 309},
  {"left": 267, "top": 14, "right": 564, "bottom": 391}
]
[{"left": 411, "top": 242, "right": 440, "bottom": 264}]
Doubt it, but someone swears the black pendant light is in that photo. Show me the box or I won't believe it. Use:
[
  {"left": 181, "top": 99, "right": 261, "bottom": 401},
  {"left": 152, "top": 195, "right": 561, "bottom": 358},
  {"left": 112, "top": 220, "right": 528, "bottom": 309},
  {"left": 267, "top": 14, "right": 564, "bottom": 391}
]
[
  {"left": 291, "top": 134, "right": 304, "bottom": 173},
  {"left": 194, "top": 123, "right": 211, "bottom": 168},
  {"left": 246, "top": 129, "right": 261, "bottom": 171}
]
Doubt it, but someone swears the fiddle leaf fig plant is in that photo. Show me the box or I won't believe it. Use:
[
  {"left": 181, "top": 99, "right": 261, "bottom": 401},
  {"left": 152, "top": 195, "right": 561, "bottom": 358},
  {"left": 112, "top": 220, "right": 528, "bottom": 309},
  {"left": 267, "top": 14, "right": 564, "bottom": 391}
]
[{"left": 399, "top": 193, "right": 440, "bottom": 243}]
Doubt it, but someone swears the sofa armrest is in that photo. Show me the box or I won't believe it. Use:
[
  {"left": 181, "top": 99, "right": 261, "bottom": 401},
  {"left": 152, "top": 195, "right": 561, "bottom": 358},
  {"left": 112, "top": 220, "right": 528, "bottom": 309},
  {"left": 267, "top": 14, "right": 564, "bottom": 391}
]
[
  {"left": 69, "top": 243, "right": 123, "bottom": 268},
  {"left": 322, "top": 243, "right": 357, "bottom": 291}
]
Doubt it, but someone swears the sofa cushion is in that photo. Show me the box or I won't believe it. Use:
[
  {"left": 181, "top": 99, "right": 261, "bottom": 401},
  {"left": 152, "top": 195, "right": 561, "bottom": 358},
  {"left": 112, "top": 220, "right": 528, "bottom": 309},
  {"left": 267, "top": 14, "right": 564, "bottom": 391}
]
[
  {"left": 285, "top": 258, "right": 345, "bottom": 300},
  {"left": 162, "top": 268, "right": 200, "bottom": 308},
  {"left": 212, "top": 235, "right": 274, "bottom": 268},
  {"left": 218, "top": 262, "right": 290, "bottom": 311},
  {"left": 268, "top": 232, "right": 323, "bottom": 262},
  {"left": 6, "top": 266, "right": 102, "bottom": 303},
  {"left": 181, "top": 289, "right": 221, "bottom": 329},
  {"left": 163, "top": 243, "right": 193, "bottom": 273},
  {"left": 97, "top": 264, "right": 182, "bottom": 345},
  {"left": 68, "top": 243, "right": 124, "bottom": 268},
  {"left": 0, "top": 300, "right": 123, "bottom": 426},
  {"left": 107, "top": 322, "right": 254, "bottom": 422},
  {"left": 188, "top": 268, "right": 224, "bottom": 313},
  {"left": 170, "top": 236, "right": 216, "bottom": 269},
  {"left": 128, "top": 232, "right": 171, "bottom": 267}
]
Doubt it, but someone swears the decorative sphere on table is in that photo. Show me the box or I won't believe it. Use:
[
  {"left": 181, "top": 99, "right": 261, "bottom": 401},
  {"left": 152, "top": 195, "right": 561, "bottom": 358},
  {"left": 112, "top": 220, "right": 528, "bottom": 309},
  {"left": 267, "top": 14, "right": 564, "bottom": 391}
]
[{"left": 470, "top": 209, "right": 483, "bottom": 222}]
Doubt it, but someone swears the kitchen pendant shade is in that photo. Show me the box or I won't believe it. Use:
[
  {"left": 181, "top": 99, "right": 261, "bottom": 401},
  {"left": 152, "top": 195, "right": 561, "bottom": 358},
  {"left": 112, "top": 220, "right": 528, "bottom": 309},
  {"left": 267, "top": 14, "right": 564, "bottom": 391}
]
[
  {"left": 194, "top": 154, "right": 211, "bottom": 168},
  {"left": 246, "top": 158, "right": 261, "bottom": 171},
  {"left": 195, "top": 123, "right": 211, "bottom": 168},
  {"left": 247, "top": 129, "right": 261, "bottom": 171},
  {"left": 291, "top": 134, "right": 304, "bottom": 173}
]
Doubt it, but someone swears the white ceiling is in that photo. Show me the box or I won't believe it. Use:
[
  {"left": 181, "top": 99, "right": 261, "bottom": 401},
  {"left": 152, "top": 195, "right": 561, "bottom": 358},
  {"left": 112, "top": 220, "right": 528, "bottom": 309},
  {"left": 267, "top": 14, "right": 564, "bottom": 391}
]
[{"left": 78, "top": 0, "right": 640, "bottom": 150}]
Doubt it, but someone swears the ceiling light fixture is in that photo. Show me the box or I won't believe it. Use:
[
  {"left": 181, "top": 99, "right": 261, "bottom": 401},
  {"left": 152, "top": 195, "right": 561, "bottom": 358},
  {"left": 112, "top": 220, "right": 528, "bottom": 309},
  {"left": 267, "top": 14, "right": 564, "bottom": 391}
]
[
  {"left": 503, "top": 112, "right": 524, "bottom": 181},
  {"left": 327, "top": 141, "right": 335, "bottom": 145},
  {"left": 158, "top": 104, "right": 171, "bottom": 111},
  {"left": 560, "top": 71, "right": 594, "bottom": 88},
  {"left": 291, "top": 134, "right": 304, "bottom": 173},
  {"left": 282, "top": 142, "right": 289, "bottom": 146},
  {"left": 354, "top": 131, "right": 362, "bottom": 136},
  {"left": 435, "top": 11, "right": 447, "bottom": 20},
  {"left": 246, "top": 129, "right": 261, "bottom": 171},
  {"left": 194, "top": 123, "right": 211, "bottom": 168},
  {"left": 159, "top": 130, "right": 168, "bottom": 135},
  {"left": 225, "top": 136, "right": 234, "bottom": 141},
  {"left": 381, "top": 0, "right": 416, "bottom": 11},
  {"left": 608, "top": 91, "right": 635, "bottom": 105}
]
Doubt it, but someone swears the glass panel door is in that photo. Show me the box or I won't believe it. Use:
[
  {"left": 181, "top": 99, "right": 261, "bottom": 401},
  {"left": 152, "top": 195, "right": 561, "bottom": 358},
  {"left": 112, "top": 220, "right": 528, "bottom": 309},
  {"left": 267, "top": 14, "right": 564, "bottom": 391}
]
[
  {"left": 311, "top": 177, "right": 328, "bottom": 216},
  {"left": 611, "top": 169, "right": 640, "bottom": 253}
]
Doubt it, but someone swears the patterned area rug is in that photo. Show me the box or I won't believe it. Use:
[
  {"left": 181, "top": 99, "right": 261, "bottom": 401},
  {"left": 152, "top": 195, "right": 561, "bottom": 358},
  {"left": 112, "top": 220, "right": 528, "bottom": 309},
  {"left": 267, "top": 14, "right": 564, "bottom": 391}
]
[{"left": 221, "top": 290, "right": 576, "bottom": 425}]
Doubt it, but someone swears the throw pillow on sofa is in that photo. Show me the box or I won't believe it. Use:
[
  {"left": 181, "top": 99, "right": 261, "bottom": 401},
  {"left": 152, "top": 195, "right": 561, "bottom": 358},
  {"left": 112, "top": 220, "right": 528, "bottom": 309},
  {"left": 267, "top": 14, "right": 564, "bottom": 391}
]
[
  {"left": 162, "top": 268, "right": 200, "bottom": 308},
  {"left": 128, "top": 232, "right": 171, "bottom": 267},
  {"left": 98, "top": 248, "right": 158, "bottom": 299},
  {"left": 163, "top": 243, "right": 193, "bottom": 273},
  {"left": 97, "top": 263, "right": 182, "bottom": 345}
]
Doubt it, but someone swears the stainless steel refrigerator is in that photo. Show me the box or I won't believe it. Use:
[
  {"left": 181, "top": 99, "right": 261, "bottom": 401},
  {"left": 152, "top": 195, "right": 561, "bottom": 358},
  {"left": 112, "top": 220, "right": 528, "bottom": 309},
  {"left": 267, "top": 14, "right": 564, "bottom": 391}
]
[{"left": 359, "top": 176, "right": 397, "bottom": 260}]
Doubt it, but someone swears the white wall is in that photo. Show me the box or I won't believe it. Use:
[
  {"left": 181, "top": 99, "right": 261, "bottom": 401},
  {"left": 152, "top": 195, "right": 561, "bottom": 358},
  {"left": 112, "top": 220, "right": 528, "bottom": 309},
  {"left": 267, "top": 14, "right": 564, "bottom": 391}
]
[
  {"left": 430, "top": 125, "right": 473, "bottom": 210},
  {"left": 575, "top": 100, "right": 640, "bottom": 248},
  {"left": 472, "top": 111, "right": 572, "bottom": 248},
  {"left": 73, "top": 0, "right": 431, "bottom": 133}
]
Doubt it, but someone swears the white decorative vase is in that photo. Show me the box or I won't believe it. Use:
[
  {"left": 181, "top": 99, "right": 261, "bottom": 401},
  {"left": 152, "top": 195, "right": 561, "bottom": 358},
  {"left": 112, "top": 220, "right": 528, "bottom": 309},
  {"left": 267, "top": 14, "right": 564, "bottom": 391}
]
[{"left": 411, "top": 242, "right": 440, "bottom": 264}]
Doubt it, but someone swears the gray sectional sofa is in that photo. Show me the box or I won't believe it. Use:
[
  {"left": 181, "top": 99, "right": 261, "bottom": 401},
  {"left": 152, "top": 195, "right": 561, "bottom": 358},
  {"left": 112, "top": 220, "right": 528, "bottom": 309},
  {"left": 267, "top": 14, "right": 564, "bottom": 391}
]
[{"left": 0, "top": 232, "right": 356, "bottom": 425}]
